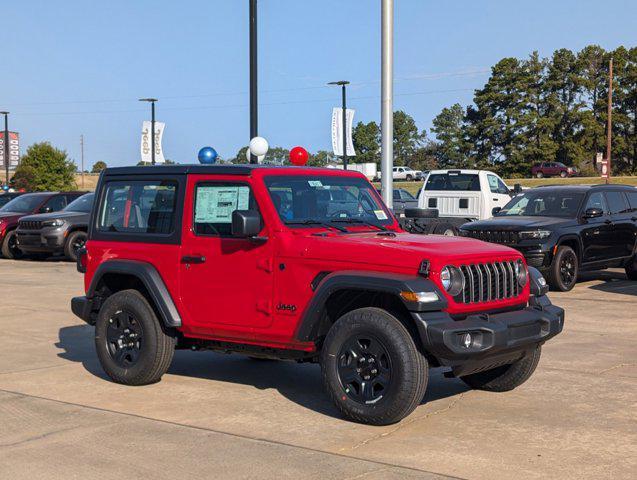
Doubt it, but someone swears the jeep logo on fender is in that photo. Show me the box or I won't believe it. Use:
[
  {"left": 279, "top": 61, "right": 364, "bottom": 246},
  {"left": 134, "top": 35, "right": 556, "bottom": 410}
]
[{"left": 276, "top": 303, "right": 297, "bottom": 312}]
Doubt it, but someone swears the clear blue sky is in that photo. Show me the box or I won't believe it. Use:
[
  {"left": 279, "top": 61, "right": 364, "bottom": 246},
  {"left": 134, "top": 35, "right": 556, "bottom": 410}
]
[{"left": 2, "top": 0, "right": 635, "bottom": 168}]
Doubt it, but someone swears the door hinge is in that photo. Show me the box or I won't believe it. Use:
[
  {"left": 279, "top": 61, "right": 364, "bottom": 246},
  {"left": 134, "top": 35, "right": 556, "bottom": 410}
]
[
  {"left": 257, "top": 258, "right": 273, "bottom": 273},
  {"left": 256, "top": 299, "right": 271, "bottom": 315}
]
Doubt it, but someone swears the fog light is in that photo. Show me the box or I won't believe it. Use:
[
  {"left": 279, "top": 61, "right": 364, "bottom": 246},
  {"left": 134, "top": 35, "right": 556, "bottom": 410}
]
[{"left": 461, "top": 333, "right": 472, "bottom": 348}]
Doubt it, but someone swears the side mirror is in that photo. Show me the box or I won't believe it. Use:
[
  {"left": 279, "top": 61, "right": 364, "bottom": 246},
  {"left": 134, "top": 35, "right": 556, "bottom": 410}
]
[
  {"left": 512, "top": 183, "right": 522, "bottom": 195},
  {"left": 492, "top": 207, "right": 502, "bottom": 216},
  {"left": 583, "top": 207, "right": 603, "bottom": 219},
  {"left": 39, "top": 206, "right": 52, "bottom": 213},
  {"left": 232, "top": 210, "right": 263, "bottom": 239}
]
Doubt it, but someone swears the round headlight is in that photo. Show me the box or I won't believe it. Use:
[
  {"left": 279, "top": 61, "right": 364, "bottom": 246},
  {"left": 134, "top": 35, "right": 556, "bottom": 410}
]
[
  {"left": 515, "top": 259, "right": 528, "bottom": 287},
  {"left": 440, "top": 266, "right": 464, "bottom": 296}
]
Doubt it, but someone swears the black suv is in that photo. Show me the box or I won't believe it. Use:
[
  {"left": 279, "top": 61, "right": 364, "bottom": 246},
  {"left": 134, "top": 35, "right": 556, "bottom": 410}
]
[{"left": 459, "top": 185, "right": 637, "bottom": 291}]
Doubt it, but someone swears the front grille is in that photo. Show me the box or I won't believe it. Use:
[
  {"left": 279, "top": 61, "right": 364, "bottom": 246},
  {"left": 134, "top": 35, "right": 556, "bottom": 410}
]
[
  {"left": 19, "top": 220, "right": 42, "bottom": 230},
  {"left": 466, "top": 230, "right": 518, "bottom": 245},
  {"left": 454, "top": 261, "right": 521, "bottom": 304}
]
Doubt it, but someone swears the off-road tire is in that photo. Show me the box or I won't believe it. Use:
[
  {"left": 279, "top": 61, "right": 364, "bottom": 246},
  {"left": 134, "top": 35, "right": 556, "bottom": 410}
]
[
  {"left": 433, "top": 222, "right": 457, "bottom": 236},
  {"left": 536, "top": 171, "right": 544, "bottom": 178},
  {"left": 625, "top": 257, "right": 637, "bottom": 280},
  {"left": 460, "top": 346, "right": 541, "bottom": 392},
  {"left": 1, "top": 230, "right": 23, "bottom": 259},
  {"left": 547, "top": 245, "right": 578, "bottom": 291},
  {"left": 95, "top": 289, "right": 175, "bottom": 385},
  {"left": 64, "top": 230, "right": 87, "bottom": 262},
  {"left": 320, "top": 307, "right": 428, "bottom": 425}
]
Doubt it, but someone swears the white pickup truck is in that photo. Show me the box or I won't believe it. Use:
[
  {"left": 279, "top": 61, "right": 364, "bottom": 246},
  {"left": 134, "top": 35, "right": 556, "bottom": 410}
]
[{"left": 399, "top": 169, "right": 515, "bottom": 235}]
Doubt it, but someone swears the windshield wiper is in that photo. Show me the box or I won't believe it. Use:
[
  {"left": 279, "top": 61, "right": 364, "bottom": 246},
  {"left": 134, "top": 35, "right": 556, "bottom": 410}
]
[
  {"left": 330, "top": 218, "right": 388, "bottom": 231},
  {"left": 284, "top": 219, "right": 348, "bottom": 232}
]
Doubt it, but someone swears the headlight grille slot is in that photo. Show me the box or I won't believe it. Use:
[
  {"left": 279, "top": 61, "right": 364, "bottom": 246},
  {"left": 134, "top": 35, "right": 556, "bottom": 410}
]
[{"left": 454, "top": 261, "right": 521, "bottom": 304}]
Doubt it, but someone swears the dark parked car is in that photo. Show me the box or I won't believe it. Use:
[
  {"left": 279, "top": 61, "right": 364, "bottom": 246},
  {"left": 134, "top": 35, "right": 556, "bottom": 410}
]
[
  {"left": 376, "top": 188, "right": 419, "bottom": 216},
  {"left": 17, "top": 192, "right": 94, "bottom": 261},
  {"left": 0, "top": 191, "right": 86, "bottom": 259},
  {"left": 531, "top": 162, "right": 578, "bottom": 178},
  {"left": 459, "top": 185, "right": 637, "bottom": 291},
  {"left": 0, "top": 191, "right": 24, "bottom": 209}
]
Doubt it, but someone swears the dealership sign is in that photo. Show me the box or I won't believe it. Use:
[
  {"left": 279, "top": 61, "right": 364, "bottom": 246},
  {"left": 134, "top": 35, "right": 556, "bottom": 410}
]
[
  {"left": 0, "top": 132, "right": 20, "bottom": 169},
  {"left": 331, "top": 108, "right": 356, "bottom": 157},
  {"left": 140, "top": 121, "right": 166, "bottom": 164}
]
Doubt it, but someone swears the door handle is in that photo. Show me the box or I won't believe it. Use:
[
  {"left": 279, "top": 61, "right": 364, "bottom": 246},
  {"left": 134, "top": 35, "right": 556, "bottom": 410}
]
[
  {"left": 631, "top": 217, "right": 637, "bottom": 222},
  {"left": 181, "top": 255, "right": 206, "bottom": 264},
  {"left": 604, "top": 219, "right": 613, "bottom": 225}
]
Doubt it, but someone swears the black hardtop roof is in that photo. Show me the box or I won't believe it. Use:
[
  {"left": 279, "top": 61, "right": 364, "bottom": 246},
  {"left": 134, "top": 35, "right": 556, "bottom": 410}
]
[{"left": 101, "top": 164, "right": 345, "bottom": 176}]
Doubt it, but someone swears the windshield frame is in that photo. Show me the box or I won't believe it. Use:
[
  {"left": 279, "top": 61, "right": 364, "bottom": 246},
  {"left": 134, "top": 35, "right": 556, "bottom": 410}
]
[
  {"left": 263, "top": 174, "right": 395, "bottom": 230},
  {"left": 496, "top": 190, "right": 585, "bottom": 218}
]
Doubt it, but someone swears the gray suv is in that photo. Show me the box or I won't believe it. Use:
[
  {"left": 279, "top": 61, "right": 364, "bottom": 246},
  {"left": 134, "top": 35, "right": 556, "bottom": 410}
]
[{"left": 16, "top": 193, "right": 94, "bottom": 261}]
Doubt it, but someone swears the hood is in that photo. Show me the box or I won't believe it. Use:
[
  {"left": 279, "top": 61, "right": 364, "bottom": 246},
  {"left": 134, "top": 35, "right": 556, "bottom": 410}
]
[
  {"left": 0, "top": 211, "right": 25, "bottom": 223},
  {"left": 19, "top": 211, "right": 89, "bottom": 223},
  {"left": 462, "top": 216, "right": 575, "bottom": 231},
  {"left": 296, "top": 230, "right": 522, "bottom": 272}
]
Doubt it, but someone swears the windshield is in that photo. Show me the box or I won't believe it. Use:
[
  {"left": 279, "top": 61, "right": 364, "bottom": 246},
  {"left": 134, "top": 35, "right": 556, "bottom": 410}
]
[
  {"left": 425, "top": 173, "right": 480, "bottom": 191},
  {"left": 64, "top": 193, "right": 94, "bottom": 213},
  {"left": 264, "top": 175, "right": 393, "bottom": 229},
  {"left": 0, "top": 194, "right": 19, "bottom": 208},
  {"left": 0, "top": 193, "right": 45, "bottom": 213},
  {"left": 498, "top": 191, "right": 584, "bottom": 218}
]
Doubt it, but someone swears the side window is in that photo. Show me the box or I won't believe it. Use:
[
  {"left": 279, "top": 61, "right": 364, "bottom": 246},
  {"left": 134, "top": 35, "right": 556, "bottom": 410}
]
[
  {"left": 41, "top": 195, "right": 67, "bottom": 212},
  {"left": 392, "top": 190, "right": 400, "bottom": 200},
  {"left": 584, "top": 192, "right": 607, "bottom": 213},
  {"left": 97, "top": 180, "right": 177, "bottom": 234},
  {"left": 605, "top": 191, "right": 629, "bottom": 215},
  {"left": 487, "top": 175, "right": 500, "bottom": 194},
  {"left": 194, "top": 183, "right": 258, "bottom": 236},
  {"left": 626, "top": 191, "right": 637, "bottom": 212},
  {"left": 400, "top": 190, "right": 415, "bottom": 200}
]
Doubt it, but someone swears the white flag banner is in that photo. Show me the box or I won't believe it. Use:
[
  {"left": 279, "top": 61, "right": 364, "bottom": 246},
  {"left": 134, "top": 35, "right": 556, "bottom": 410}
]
[
  {"left": 331, "top": 108, "right": 356, "bottom": 157},
  {"left": 141, "top": 121, "right": 166, "bottom": 164}
]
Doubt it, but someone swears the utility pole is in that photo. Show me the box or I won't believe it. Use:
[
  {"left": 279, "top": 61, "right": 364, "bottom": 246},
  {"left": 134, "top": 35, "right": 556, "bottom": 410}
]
[
  {"left": 80, "top": 135, "right": 85, "bottom": 189},
  {"left": 380, "top": 0, "right": 394, "bottom": 209},
  {"left": 605, "top": 57, "right": 613, "bottom": 184},
  {"left": 328, "top": 81, "right": 350, "bottom": 170},
  {"left": 139, "top": 98, "right": 158, "bottom": 165},
  {"left": 0, "top": 111, "right": 9, "bottom": 186},
  {"left": 249, "top": 0, "right": 258, "bottom": 164}
]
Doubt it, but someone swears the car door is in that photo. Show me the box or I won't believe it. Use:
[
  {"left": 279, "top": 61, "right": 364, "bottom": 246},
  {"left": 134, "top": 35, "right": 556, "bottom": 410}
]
[
  {"left": 178, "top": 175, "right": 274, "bottom": 339},
  {"left": 604, "top": 191, "right": 633, "bottom": 258},
  {"left": 580, "top": 192, "right": 614, "bottom": 263},
  {"left": 486, "top": 174, "right": 511, "bottom": 215}
]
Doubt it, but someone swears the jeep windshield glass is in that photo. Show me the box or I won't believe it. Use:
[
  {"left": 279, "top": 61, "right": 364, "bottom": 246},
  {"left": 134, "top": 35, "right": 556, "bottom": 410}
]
[
  {"left": 64, "top": 193, "right": 94, "bottom": 213},
  {"left": 497, "top": 191, "right": 584, "bottom": 217},
  {"left": 0, "top": 193, "right": 45, "bottom": 213},
  {"left": 264, "top": 175, "right": 393, "bottom": 229}
]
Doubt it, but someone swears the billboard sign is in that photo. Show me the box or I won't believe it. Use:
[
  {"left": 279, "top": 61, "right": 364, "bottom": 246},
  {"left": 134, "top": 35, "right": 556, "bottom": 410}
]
[
  {"left": 140, "top": 121, "right": 166, "bottom": 164},
  {"left": 0, "top": 132, "right": 20, "bottom": 169}
]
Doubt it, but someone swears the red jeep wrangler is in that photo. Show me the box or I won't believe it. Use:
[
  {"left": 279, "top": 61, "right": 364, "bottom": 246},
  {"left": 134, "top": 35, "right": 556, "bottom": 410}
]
[{"left": 71, "top": 165, "right": 564, "bottom": 425}]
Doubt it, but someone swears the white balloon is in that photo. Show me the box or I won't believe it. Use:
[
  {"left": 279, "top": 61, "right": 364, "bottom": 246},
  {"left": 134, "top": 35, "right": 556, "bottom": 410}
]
[
  {"left": 245, "top": 149, "right": 265, "bottom": 163},
  {"left": 249, "top": 136, "right": 269, "bottom": 157}
]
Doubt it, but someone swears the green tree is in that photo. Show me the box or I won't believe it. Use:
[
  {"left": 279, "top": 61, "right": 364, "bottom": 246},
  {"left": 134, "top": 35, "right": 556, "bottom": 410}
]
[
  {"left": 308, "top": 150, "right": 332, "bottom": 167},
  {"left": 352, "top": 121, "right": 380, "bottom": 164},
  {"left": 431, "top": 103, "right": 468, "bottom": 168},
  {"left": 91, "top": 161, "right": 107, "bottom": 173},
  {"left": 11, "top": 142, "right": 76, "bottom": 191},
  {"left": 393, "top": 110, "right": 426, "bottom": 166}
]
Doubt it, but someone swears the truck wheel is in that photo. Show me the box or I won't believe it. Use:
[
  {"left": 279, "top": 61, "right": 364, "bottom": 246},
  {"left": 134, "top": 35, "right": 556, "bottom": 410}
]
[
  {"left": 1, "top": 230, "right": 23, "bottom": 259},
  {"left": 320, "top": 307, "right": 428, "bottom": 425},
  {"left": 64, "top": 230, "right": 87, "bottom": 262},
  {"left": 406, "top": 174, "right": 413, "bottom": 181},
  {"left": 433, "top": 223, "right": 457, "bottom": 236},
  {"left": 95, "top": 289, "right": 175, "bottom": 385},
  {"left": 460, "top": 346, "right": 541, "bottom": 392},
  {"left": 536, "top": 172, "right": 543, "bottom": 178},
  {"left": 547, "top": 245, "right": 578, "bottom": 291}
]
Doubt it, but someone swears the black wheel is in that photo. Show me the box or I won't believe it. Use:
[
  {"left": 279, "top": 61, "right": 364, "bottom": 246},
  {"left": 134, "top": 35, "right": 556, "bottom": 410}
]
[
  {"left": 1, "top": 230, "right": 24, "bottom": 259},
  {"left": 536, "top": 172, "right": 543, "bottom": 178},
  {"left": 460, "top": 347, "right": 541, "bottom": 392},
  {"left": 64, "top": 230, "right": 87, "bottom": 262},
  {"left": 406, "top": 174, "right": 413, "bottom": 181},
  {"left": 320, "top": 307, "right": 428, "bottom": 425},
  {"left": 547, "top": 245, "right": 578, "bottom": 291},
  {"left": 433, "top": 223, "right": 457, "bottom": 236},
  {"left": 625, "top": 257, "right": 637, "bottom": 280},
  {"left": 95, "top": 289, "right": 175, "bottom": 385}
]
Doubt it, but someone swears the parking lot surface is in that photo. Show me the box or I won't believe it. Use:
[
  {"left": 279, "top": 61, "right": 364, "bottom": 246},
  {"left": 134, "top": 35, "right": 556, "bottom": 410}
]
[{"left": 0, "top": 260, "right": 635, "bottom": 479}]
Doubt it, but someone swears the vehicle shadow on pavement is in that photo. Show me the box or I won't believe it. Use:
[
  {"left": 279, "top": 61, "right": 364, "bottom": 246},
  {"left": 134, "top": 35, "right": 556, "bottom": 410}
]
[
  {"left": 56, "top": 325, "right": 470, "bottom": 419},
  {"left": 579, "top": 271, "right": 636, "bottom": 297}
]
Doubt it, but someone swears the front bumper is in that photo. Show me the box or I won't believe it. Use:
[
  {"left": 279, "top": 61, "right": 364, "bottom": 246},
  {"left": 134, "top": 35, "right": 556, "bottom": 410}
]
[
  {"left": 412, "top": 294, "right": 564, "bottom": 376},
  {"left": 16, "top": 228, "right": 66, "bottom": 253}
]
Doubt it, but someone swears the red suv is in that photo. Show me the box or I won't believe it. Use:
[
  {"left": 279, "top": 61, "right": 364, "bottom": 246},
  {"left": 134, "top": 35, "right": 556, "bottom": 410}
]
[
  {"left": 531, "top": 162, "right": 578, "bottom": 178},
  {"left": 71, "top": 165, "right": 564, "bottom": 425}
]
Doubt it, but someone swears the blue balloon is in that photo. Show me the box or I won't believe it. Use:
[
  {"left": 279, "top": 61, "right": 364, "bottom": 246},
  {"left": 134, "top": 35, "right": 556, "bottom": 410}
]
[{"left": 198, "top": 147, "right": 218, "bottom": 164}]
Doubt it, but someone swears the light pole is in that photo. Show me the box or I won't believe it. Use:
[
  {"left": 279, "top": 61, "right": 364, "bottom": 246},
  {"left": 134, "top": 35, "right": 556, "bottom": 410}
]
[
  {"left": 0, "top": 111, "right": 9, "bottom": 186},
  {"left": 328, "top": 80, "right": 350, "bottom": 170},
  {"left": 381, "top": 0, "right": 394, "bottom": 209},
  {"left": 139, "top": 98, "right": 158, "bottom": 165},
  {"left": 249, "top": 0, "right": 258, "bottom": 164}
]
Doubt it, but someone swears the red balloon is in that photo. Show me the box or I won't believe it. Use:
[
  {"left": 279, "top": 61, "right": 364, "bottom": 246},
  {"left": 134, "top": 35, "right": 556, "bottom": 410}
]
[{"left": 289, "top": 146, "right": 309, "bottom": 166}]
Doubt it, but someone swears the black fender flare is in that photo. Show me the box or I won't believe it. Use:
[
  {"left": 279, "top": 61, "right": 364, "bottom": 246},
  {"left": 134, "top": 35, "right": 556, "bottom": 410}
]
[
  {"left": 556, "top": 234, "right": 583, "bottom": 262},
  {"left": 294, "top": 270, "right": 447, "bottom": 342},
  {"left": 87, "top": 260, "right": 182, "bottom": 328}
]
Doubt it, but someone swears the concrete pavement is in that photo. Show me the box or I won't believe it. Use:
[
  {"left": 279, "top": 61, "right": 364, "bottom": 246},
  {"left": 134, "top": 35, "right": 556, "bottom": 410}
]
[{"left": 0, "top": 260, "right": 635, "bottom": 479}]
